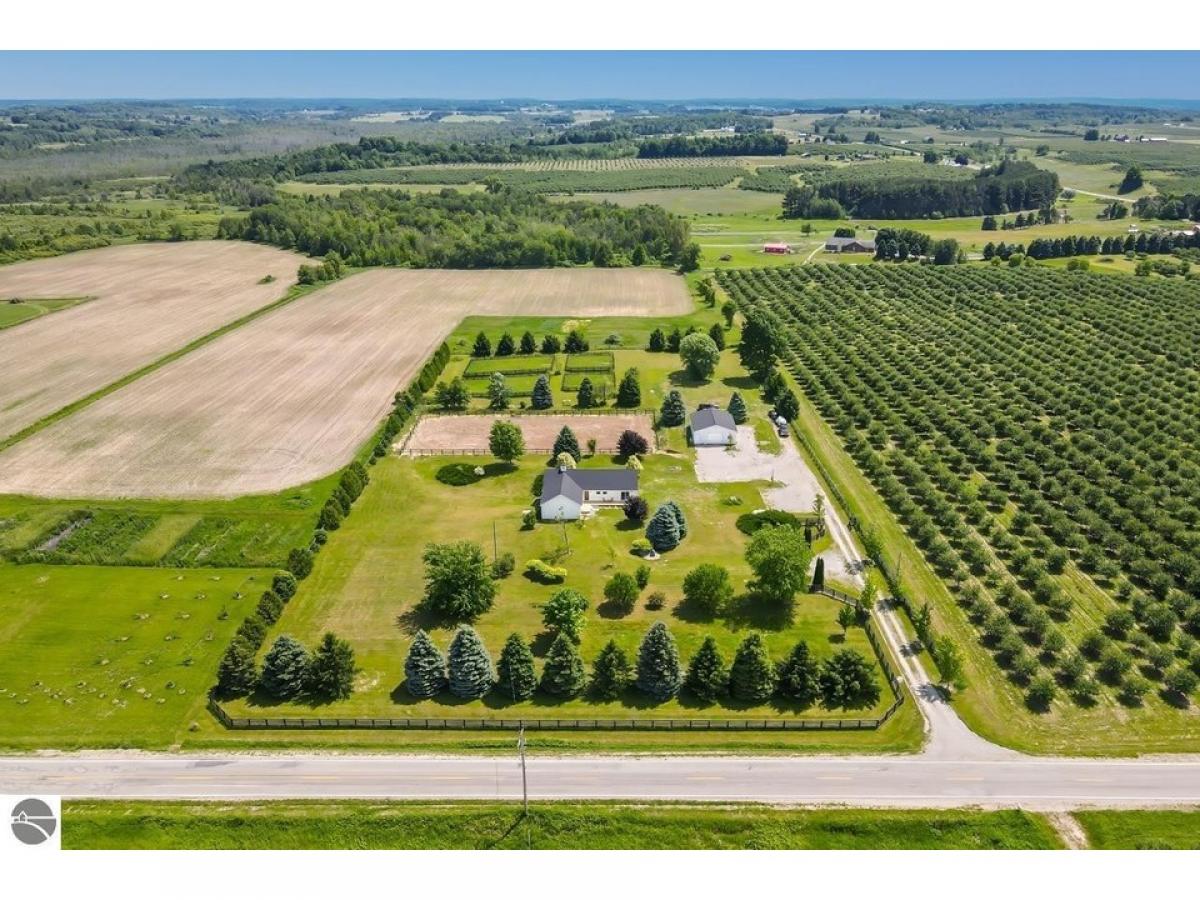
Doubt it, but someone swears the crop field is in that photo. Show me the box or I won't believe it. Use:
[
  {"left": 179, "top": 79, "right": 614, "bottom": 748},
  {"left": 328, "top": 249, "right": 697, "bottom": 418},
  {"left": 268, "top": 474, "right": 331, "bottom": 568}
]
[
  {"left": 302, "top": 165, "right": 744, "bottom": 192},
  {"left": 0, "top": 562, "right": 266, "bottom": 749},
  {"left": 719, "top": 264, "right": 1200, "bottom": 751},
  {"left": 0, "top": 267, "right": 690, "bottom": 499},
  {"left": 0, "top": 241, "right": 308, "bottom": 444},
  {"left": 403, "top": 413, "right": 653, "bottom": 454}
]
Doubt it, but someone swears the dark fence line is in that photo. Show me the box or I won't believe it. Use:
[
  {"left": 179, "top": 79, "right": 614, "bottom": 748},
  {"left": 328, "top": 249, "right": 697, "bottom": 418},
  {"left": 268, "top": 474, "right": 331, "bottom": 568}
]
[
  {"left": 420, "top": 407, "right": 659, "bottom": 420},
  {"left": 404, "top": 445, "right": 627, "bottom": 457},
  {"left": 208, "top": 697, "right": 899, "bottom": 733}
]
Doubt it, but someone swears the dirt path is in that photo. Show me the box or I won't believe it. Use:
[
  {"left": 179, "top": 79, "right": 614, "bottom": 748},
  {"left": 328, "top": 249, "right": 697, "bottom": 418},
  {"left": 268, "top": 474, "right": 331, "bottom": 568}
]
[{"left": 1046, "top": 811, "right": 1090, "bottom": 849}]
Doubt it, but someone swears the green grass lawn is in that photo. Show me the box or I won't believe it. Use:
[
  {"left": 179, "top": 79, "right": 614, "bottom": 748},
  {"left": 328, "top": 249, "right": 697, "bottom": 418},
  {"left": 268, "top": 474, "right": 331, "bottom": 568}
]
[
  {"left": 62, "top": 801, "right": 1062, "bottom": 849},
  {"left": 224, "top": 451, "right": 891, "bottom": 722},
  {"left": 0, "top": 296, "right": 91, "bottom": 330},
  {"left": 0, "top": 562, "right": 267, "bottom": 749},
  {"left": 1074, "top": 810, "right": 1200, "bottom": 849}
]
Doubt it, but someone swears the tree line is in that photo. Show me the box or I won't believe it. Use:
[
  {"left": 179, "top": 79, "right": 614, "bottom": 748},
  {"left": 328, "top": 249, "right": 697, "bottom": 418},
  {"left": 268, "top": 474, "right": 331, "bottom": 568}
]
[
  {"left": 637, "top": 133, "right": 789, "bottom": 159},
  {"left": 983, "top": 230, "right": 1200, "bottom": 261}
]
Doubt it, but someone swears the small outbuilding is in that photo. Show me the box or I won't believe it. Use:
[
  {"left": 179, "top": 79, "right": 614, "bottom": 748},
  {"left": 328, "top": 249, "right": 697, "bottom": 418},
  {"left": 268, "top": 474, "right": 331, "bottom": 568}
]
[
  {"left": 762, "top": 242, "right": 792, "bottom": 254},
  {"left": 824, "top": 236, "right": 877, "bottom": 253},
  {"left": 690, "top": 407, "right": 738, "bottom": 447},
  {"left": 539, "top": 467, "right": 639, "bottom": 521}
]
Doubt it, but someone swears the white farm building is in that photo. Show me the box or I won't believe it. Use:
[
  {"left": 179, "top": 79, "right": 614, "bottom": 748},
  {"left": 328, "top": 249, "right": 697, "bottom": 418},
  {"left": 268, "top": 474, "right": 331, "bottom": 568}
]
[{"left": 690, "top": 407, "right": 738, "bottom": 447}]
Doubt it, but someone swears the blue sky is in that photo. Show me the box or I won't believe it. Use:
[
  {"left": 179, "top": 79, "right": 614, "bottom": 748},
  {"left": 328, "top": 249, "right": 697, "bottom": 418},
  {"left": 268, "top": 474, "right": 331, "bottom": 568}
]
[{"left": 1, "top": 51, "right": 1197, "bottom": 101}]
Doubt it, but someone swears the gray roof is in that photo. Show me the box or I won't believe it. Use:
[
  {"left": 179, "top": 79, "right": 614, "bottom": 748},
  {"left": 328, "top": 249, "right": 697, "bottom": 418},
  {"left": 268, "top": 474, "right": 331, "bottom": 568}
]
[
  {"left": 541, "top": 467, "right": 638, "bottom": 503},
  {"left": 690, "top": 407, "right": 736, "bottom": 431},
  {"left": 825, "top": 236, "right": 876, "bottom": 250}
]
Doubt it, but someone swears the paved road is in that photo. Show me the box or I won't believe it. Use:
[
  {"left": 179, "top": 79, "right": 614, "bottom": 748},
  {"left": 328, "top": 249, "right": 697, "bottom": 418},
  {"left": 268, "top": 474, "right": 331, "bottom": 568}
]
[{"left": 5, "top": 752, "right": 1200, "bottom": 810}]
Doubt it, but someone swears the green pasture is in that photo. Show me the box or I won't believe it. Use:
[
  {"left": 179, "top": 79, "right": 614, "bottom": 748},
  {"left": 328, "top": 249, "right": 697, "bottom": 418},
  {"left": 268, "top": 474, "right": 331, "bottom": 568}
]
[
  {"left": 0, "top": 296, "right": 91, "bottom": 329},
  {"left": 1074, "top": 810, "right": 1200, "bottom": 850}
]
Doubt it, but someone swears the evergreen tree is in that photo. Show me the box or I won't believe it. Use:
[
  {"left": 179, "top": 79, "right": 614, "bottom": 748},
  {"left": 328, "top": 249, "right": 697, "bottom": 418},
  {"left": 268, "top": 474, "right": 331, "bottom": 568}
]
[
  {"left": 664, "top": 500, "right": 688, "bottom": 539},
  {"left": 616, "top": 368, "right": 642, "bottom": 407},
  {"left": 775, "top": 389, "right": 800, "bottom": 422},
  {"left": 659, "top": 390, "right": 686, "bottom": 427},
  {"left": 811, "top": 557, "right": 825, "bottom": 591},
  {"left": 635, "top": 622, "right": 683, "bottom": 701},
  {"left": 487, "top": 372, "right": 511, "bottom": 410},
  {"left": 519, "top": 331, "right": 537, "bottom": 354},
  {"left": 215, "top": 638, "right": 258, "bottom": 697},
  {"left": 708, "top": 322, "right": 726, "bottom": 351},
  {"left": 591, "top": 640, "right": 632, "bottom": 700},
  {"left": 551, "top": 426, "right": 581, "bottom": 462},
  {"left": 728, "top": 391, "right": 748, "bottom": 424},
  {"left": 540, "top": 334, "right": 561, "bottom": 354},
  {"left": 531, "top": 374, "right": 553, "bottom": 410},
  {"left": 260, "top": 635, "right": 310, "bottom": 700},
  {"left": 575, "top": 377, "right": 595, "bottom": 409},
  {"left": 819, "top": 649, "right": 881, "bottom": 709},
  {"left": 776, "top": 640, "right": 820, "bottom": 707},
  {"left": 721, "top": 300, "right": 736, "bottom": 327},
  {"left": 739, "top": 310, "right": 780, "bottom": 378},
  {"left": 447, "top": 625, "right": 494, "bottom": 699},
  {"left": 761, "top": 369, "right": 786, "bottom": 402},
  {"left": 647, "top": 327, "right": 666, "bottom": 352},
  {"left": 306, "top": 632, "right": 356, "bottom": 700},
  {"left": 539, "top": 633, "right": 586, "bottom": 698},
  {"left": 564, "top": 329, "right": 589, "bottom": 353},
  {"left": 645, "top": 504, "right": 682, "bottom": 552},
  {"left": 685, "top": 636, "right": 728, "bottom": 702},
  {"left": 730, "top": 633, "right": 776, "bottom": 703},
  {"left": 666, "top": 327, "right": 683, "bottom": 353},
  {"left": 404, "top": 629, "right": 447, "bottom": 699},
  {"left": 496, "top": 332, "right": 516, "bottom": 356},
  {"left": 496, "top": 633, "right": 537, "bottom": 701},
  {"left": 472, "top": 332, "right": 492, "bottom": 358}
]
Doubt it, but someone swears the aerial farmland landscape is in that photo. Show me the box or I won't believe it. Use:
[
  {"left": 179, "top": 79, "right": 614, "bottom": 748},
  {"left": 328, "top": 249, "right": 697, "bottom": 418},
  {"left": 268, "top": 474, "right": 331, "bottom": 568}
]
[{"left": 2, "top": 41, "right": 1200, "bottom": 874}]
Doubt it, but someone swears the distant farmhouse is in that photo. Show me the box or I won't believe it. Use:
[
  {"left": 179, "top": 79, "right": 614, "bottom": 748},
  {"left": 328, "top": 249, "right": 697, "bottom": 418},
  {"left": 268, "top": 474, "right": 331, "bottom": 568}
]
[
  {"left": 824, "top": 236, "right": 877, "bottom": 254},
  {"left": 539, "top": 467, "right": 639, "bottom": 521},
  {"left": 762, "top": 242, "right": 793, "bottom": 255},
  {"left": 690, "top": 407, "right": 738, "bottom": 447}
]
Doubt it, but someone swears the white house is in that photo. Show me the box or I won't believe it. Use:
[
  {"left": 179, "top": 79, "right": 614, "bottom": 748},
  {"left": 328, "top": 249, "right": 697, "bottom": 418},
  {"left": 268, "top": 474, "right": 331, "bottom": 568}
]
[
  {"left": 539, "top": 468, "right": 639, "bottom": 521},
  {"left": 690, "top": 407, "right": 738, "bottom": 447}
]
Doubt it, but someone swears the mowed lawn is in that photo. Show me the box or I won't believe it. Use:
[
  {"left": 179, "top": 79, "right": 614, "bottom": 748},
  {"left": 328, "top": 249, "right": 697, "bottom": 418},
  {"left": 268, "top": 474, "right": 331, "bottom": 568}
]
[
  {"left": 63, "top": 801, "right": 1062, "bottom": 850},
  {"left": 0, "top": 562, "right": 266, "bottom": 748},
  {"left": 0, "top": 296, "right": 90, "bottom": 330},
  {"left": 226, "top": 451, "right": 892, "bottom": 721}
]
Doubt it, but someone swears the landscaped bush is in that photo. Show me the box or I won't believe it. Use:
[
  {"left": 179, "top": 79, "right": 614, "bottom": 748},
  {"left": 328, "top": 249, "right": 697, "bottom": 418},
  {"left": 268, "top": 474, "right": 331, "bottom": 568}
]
[
  {"left": 436, "top": 463, "right": 484, "bottom": 486},
  {"left": 735, "top": 509, "right": 806, "bottom": 535},
  {"left": 525, "top": 559, "right": 567, "bottom": 584},
  {"left": 602, "top": 572, "right": 640, "bottom": 615},
  {"left": 491, "top": 552, "right": 516, "bottom": 579}
]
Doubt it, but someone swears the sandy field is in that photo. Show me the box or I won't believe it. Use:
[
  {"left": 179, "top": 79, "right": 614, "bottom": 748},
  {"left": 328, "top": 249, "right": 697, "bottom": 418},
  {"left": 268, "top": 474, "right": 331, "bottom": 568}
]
[
  {"left": 0, "top": 241, "right": 308, "bottom": 443},
  {"left": 0, "top": 267, "right": 688, "bottom": 499},
  {"left": 404, "top": 413, "right": 656, "bottom": 455}
]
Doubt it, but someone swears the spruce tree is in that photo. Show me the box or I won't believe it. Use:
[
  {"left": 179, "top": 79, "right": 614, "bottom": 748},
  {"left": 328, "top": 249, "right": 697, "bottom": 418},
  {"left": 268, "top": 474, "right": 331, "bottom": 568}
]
[
  {"left": 531, "top": 374, "right": 553, "bottom": 410},
  {"left": 575, "top": 377, "right": 595, "bottom": 410},
  {"left": 260, "top": 635, "right": 310, "bottom": 700},
  {"left": 552, "top": 426, "right": 581, "bottom": 462},
  {"left": 496, "top": 332, "right": 516, "bottom": 357},
  {"left": 591, "top": 640, "right": 632, "bottom": 700},
  {"left": 659, "top": 390, "right": 686, "bottom": 427},
  {"left": 727, "top": 391, "right": 748, "bottom": 424},
  {"left": 539, "top": 633, "right": 586, "bottom": 698},
  {"left": 472, "top": 332, "right": 492, "bottom": 358},
  {"left": 647, "top": 327, "right": 666, "bottom": 352},
  {"left": 635, "top": 622, "right": 683, "bottom": 701},
  {"left": 519, "top": 331, "right": 537, "bottom": 354},
  {"left": 645, "top": 504, "right": 682, "bottom": 552},
  {"left": 776, "top": 640, "right": 820, "bottom": 707},
  {"left": 708, "top": 322, "right": 726, "bottom": 351},
  {"left": 730, "top": 633, "right": 776, "bottom": 704},
  {"left": 447, "top": 625, "right": 494, "bottom": 699},
  {"left": 404, "top": 629, "right": 447, "bottom": 699},
  {"left": 496, "top": 633, "right": 537, "bottom": 701},
  {"left": 616, "top": 368, "right": 641, "bottom": 407},
  {"left": 540, "top": 334, "right": 561, "bottom": 354},
  {"left": 215, "top": 638, "right": 258, "bottom": 697},
  {"left": 685, "top": 636, "right": 728, "bottom": 702},
  {"left": 664, "top": 500, "right": 688, "bottom": 539},
  {"left": 306, "top": 632, "right": 356, "bottom": 700}
]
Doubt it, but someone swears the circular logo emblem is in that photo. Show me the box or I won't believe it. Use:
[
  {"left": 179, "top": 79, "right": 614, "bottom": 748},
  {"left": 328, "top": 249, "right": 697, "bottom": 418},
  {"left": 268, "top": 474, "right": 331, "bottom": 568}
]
[{"left": 10, "top": 798, "right": 57, "bottom": 845}]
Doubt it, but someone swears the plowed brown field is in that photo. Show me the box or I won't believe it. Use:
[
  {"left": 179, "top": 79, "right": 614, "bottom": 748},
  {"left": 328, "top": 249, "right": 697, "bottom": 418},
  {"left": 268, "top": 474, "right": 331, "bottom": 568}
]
[
  {"left": 0, "top": 242, "right": 308, "bottom": 442},
  {"left": 0, "top": 267, "right": 689, "bottom": 498}
]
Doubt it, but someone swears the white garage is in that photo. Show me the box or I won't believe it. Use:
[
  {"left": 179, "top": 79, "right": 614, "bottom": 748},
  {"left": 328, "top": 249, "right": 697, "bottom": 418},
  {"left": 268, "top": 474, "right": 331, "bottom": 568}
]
[{"left": 690, "top": 407, "right": 738, "bottom": 447}]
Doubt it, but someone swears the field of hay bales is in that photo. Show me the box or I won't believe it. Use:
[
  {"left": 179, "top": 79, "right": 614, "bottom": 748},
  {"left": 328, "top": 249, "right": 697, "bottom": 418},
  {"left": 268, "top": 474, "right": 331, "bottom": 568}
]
[
  {"left": 0, "top": 267, "right": 690, "bottom": 499},
  {"left": 0, "top": 242, "right": 308, "bottom": 443}
]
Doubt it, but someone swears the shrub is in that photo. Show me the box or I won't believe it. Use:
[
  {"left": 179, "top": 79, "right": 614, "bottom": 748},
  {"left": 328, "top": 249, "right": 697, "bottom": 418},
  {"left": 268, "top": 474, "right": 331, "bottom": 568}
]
[
  {"left": 1097, "top": 647, "right": 1132, "bottom": 683},
  {"left": 623, "top": 495, "right": 650, "bottom": 523},
  {"left": 436, "top": 463, "right": 483, "bottom": 486},
  {"left": 521, "top": 509, "right": 537, "bottom": 530},
  {"left": 635, "top": 622, "right": 683, "bottom": 701},
  {"left": 215, "top": 638, "right": 258, "bottom": 697},
  {"left": 421, "top": 541, "right": 496, "bottom": 621},
  {"left": 591, "top": 640, "right": 632, "bottom": 700},
  {"left": 1027, "top": 674, "right": 1057, "bottom": 709},
  {"left": 287, "top": 547, "right": 314, "bottom": 580},
  {"left": 685, "top": 636, "right": 728, "bottom": 702},
  {"left": 729, "top": 633, "right": 776, "bottom": 703},
  {"left": 682, "top": 564, "right": 733, "bottom": 616},
  {"left": 617, "top": 430, "right": 649, "bottom": 458},
  {"left": 404, "top": 630, "right": 446, "bottom": 698},
  {"left": 539, "top": 633, "right": 585, "bottom": 698},
  {"left": 603, "top": 572, "right": 640, "bottom": 615},
  {"left": 318, "top": 500, "right": 343, "bottom": 531},
  {"left": 645, "top": 591, "right": 666, "bottom": 610},
  {"left": 447, "top": 625, "right": 494, "bottom": 699},
  {"left": 542, "top": 588, "right": 589, "bottom": 642},
  {"left": 496, "top": 634, "right": 537, "bottom": 701},
  {"left": 306, "top": 632, "right": 355, "bottom": 700},
  {"left": 491, "top": 552, "right": 515, "bottom": 579},
  {"left": 272, "top": 571, "right": 298, "bottom": 601},
  {"left": 631, "top": 538, "right": 653, "bottom": 556},
  {"left": 1165, "top": 666, "right": 1199, "bottom": 701},
  {"left": 1118, "top": 674, "right": 1152, "bottom": 706},
  {"left": 260, "top": 635, "right": 310, "bottom": 700},
  {"left": 525, "top": 559, "right": 567, "bottom": 583},
  {"left": 635, "top": 563, "right": 651, "bottom": 589},
  {"left": 735, "top": 509, "right": 802, "bottom": 535}
]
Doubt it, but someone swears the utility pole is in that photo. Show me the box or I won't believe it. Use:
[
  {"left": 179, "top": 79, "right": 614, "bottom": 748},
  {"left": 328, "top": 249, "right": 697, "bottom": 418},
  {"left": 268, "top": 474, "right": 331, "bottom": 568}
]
[
  {"left": 517, "top": 724, "right": 529, "bottom": 816},
  {"left": 492, "top": 520, "right": 498, "bottom": 564}
]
